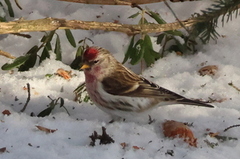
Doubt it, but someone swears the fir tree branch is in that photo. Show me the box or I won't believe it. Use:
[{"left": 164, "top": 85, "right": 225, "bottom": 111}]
[{"left": 191, "top": 0, "right": 240, "bottom": 43}]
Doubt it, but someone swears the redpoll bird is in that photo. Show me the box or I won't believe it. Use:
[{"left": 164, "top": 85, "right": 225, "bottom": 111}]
[{"left": 80, "top": 46, "right": 214, "bottom": 119}]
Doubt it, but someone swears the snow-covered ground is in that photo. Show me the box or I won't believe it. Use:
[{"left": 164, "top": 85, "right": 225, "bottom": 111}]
[{"left": 1, "top": 0, "right": 240, "bottom": 158}]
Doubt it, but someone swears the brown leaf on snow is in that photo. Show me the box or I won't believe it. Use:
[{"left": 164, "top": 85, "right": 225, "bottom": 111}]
[
  {"left": 208, "top": 132, "right": 220, "bottom": 137},
  {"left": 36, "top": 125, "right": 57, "bottom": 134},
  {"left": 198, "top": 65, "right": 218, "bottom": 76},
  {"left": 56, "top": 68, "right": 72, "bottom": 80},
  {"left": 120, "top": 142, "right": 128, "bottom": 149},
  {"left": 132, "top": 145, "right": 145, "bottom": 150},
  {"left": 162, "top": 120, "right": 197, "bottom": 147},
  {"left": 0, "top": 147, "right": 7, "bottom": 154},
  {"left": 2, "top": 110, "right": 11, "bottom": 116}
]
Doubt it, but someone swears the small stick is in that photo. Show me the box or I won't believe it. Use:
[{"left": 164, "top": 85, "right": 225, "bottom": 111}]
[
  {"left": 228, "top": 82, "right": 240, "bottom": 92},
  {"left": 14, "top": 0, "right": 22, "bottom": 10},
  {"left": 223, "top": 124, "right": 240, "bottom": 132},
  {"left": 164, "top": 0, "right": 190, "bottom": 34},
  {"left": 0, "top": 50, "right": 16, "bottom": 59},
  {"left": 20, "top": 83, "right": 31, "bottom": 112}
]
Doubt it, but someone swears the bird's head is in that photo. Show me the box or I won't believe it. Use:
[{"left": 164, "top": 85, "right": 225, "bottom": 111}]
[{"left": 81, "top": 46, "right": 117, "bottom": 80}]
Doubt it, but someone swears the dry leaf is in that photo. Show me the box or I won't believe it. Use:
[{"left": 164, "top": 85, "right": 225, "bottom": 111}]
[
  {"left": 221, "top": 35, "right": 227, "bottom": 38},
  {"left": 199, "top": 65, "right": 218, "bottom": 76},
  {"left": 2, "top": 110, "right": 11, "bottom": 116},
  {"left": 34, "top": 91, "right": 39, "bottom": 95},
  {"left": 162, "top": 120, "right": 197, "bottom": 147},
  {"left": 208, "top": 132, "right": 220, "bottom": 137},
  {"left": 120, "top": 142, "right": 128, "bottom": 149},
  {"left": 36, "top": 125, "right": 57, "bottom": 134},
  {"left": 56, "top": 68, "right": 72, "bottom": 80},
  {"left": 132, "top": 145, "right": 145, "bottom": 150},
  {"left": 0, "top": 147, "right": 7, "bottom": 154},
  {"left": 176, "top": 51, "right": 183, "bottom": 56}
]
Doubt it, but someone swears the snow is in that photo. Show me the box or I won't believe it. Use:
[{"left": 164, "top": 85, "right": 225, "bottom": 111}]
[{"left": 1, "top": 0, "right": 240, "bottom": 158}]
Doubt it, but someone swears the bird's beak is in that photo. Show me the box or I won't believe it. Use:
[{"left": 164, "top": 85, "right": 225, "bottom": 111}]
[{"left": 80, "top": 64, "right": 91, "bottom": 70}]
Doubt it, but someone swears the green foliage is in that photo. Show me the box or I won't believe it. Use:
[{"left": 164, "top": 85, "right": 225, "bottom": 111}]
[
  {"left": 124, "top": 9, "right": 186, "bottom": 66},
  {"left": 74, "top": 82, "right": 93, "bottom": 104},
  {"left": 191, "top": 0, "right": 240, "bottom": 43},
  {"left": 18, "top": 45, "right": 38, "bottom": 71},
  {"left": 0, "top": 2, "right": 6, "bottom": 22},
  {"left": 37, "top": 96, "right": 70, "bottom": 117},
  {"left": 1, "top": 54, "right": 31, "bottom": 70},
  {"left": 1, "top": 29, "right": 77, "bottom": 71},
  {"left": 54, "top": 34, "right": 62, "bottom": 61},
  {"left": 70, "top": 38, "right": 93, "bottom": 70},
  {"left": 125, "top": 0, "right": 240, "bottom": 65},
  {"left": 124, "top": 35, "right": 160, "bottom": 67},
  {"left": 0, "top": 0, "right": 14, "bottom": 22},
  {"left": 65, "top": 29, "right": 76, "bottom": 47},
  {"left": 4, "top": 0, "right": 14, "bottom": 17}
]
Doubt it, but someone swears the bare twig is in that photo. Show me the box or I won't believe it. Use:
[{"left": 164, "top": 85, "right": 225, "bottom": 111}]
[
  {"left": 14, "top": 0, "right": 23, "bottom": 10},
  {"left": 58, "top": 0, "right": 163, "bottom": 5},
  {"left": 0, "top": 17, "right": 196, "bottom": 35},
  {"left": 11, "top": 33, "right": 31, "bottom": 38},
  {"left": 21, "top": 83, "right": 31, "bottom": 112},
  {"left": 0, "top": 50, "right": 16, "bottom": 59},
  {"left": 58, "top": 0, "right": 198, "bottom": 5},
  {"left": 228, "top": 82, "right": 240, "bottom": 92},
  {"left": 164, "top": 0, "right": 190, "bottom": 34},
  {"left": 223, "top": 124, "right": 240, "bottom": 132}
]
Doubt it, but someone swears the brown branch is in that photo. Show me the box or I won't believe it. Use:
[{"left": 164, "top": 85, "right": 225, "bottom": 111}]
[
  {"left": 223, "top": 124, "right": 240, "bottom": 132},
  {"left": 58, "top": 0, "right": 162, "bottom": 5},
  {"left": 14, "top": 0, "right": 23, "bottom": 10},
  {"left": 0, "top": 17, "right": 196, "bottom": 35},
  {"left": 58, "top": 0, "right": 198, "bottom": 5},
  {"left": 0, "top": 50, "right": 16, "bottom": 59},
  {"left": 21, "top": 83, "right": 31, "bottom": 112}
]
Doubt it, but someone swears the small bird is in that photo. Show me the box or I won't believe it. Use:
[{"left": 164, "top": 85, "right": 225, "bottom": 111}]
[{"left": 80, "top": 46, "right": 214, "bottom": 119}]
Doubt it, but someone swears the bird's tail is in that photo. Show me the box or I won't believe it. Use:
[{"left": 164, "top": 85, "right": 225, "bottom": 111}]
[{"left": 177, "top": 98, "right": 214, "bottom": 108}]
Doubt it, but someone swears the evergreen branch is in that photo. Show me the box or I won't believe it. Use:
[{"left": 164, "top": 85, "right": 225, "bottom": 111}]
[{"left": 191, "top": 0, "right": 240, "bottom": 43}]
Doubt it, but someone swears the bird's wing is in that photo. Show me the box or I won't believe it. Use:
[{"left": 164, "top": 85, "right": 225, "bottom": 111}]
[
  {"left": 101, "top": 68, "right": 183, "bottom": 100},
  {"left": 101, "top": 67, "right": 214, "bottom": 108}
]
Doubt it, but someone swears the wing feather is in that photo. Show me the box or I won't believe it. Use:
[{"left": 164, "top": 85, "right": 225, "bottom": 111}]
[
  {"left": 101, "top": 66, "right": 183, "bottom": 100},
  {"left": 101, "top": 65, "right": 214, "bottom": 108}
]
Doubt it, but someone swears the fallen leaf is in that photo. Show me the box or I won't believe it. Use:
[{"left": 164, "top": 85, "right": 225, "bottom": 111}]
[
  {"left": 162, "top": 120, "right": 197, "bottom": 147},
  {"left": 56, "top": 68, "right": 72, "bottom": 80},
  {"left": 132, "top": 145, "right": 145, "bottom": 150},
  {"left": 120, "top": 142, "right": 128, "bottom": 149},
  {"left": 36, "top": 125, "right": 57, "bottom": 134},
  {"left": 0, "top": 147, "right": 7, "bottom": 154},
  {"left": 221, "top": 35, "right": 227, "bottom": 38},
  {"left": 2, "top": 110, "right": 11, "bottom": 116},
  {"left": 206, "top": 128, "right": 211, "bottom": 131},
  {"left": 34, "top": 91, "right": 39, "bottom": 95},
  {"left": 208, "top": 132, "right": 220, "bottom": 137},
  {"left": 199, "top": 65, "right": 218, "bottom": 76},
  {"left": 176, "top": 51, "right": 183, "bottom": 56},
  {"left": 113, "top": 19, "right": 119, "bottom": 23}
]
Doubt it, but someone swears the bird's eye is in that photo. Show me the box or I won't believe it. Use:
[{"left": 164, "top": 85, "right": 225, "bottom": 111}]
[{"left": 93, "top": 60, "right": 99, "bottom": 64}]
